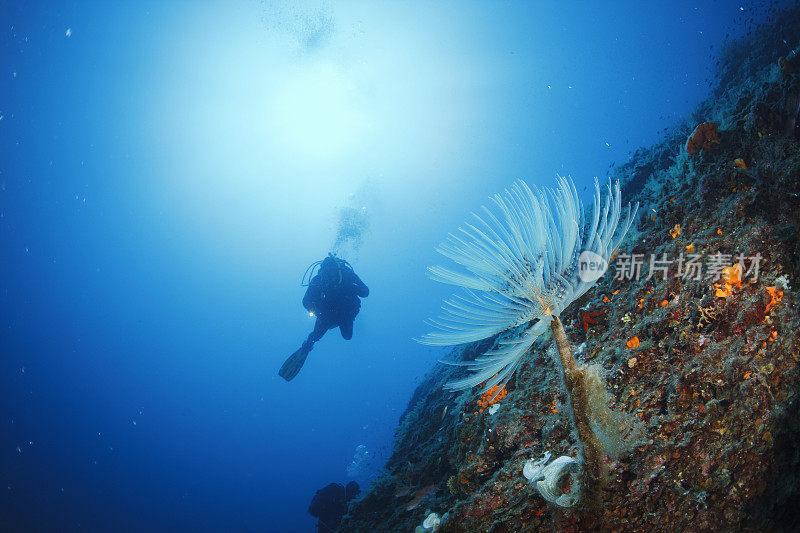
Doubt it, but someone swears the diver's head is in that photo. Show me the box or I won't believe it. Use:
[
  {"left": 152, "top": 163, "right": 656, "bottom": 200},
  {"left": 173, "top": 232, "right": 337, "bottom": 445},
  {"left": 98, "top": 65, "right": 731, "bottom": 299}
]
[
  {"left": 320, "top": 256, "right": 339, "bottom": 271},
  {"left": 345, "top": 481, "right": 360, "bottom": 500}
]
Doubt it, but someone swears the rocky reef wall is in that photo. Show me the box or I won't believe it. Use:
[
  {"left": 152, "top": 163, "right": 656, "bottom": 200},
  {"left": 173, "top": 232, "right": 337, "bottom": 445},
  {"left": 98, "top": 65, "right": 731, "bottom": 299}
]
[{"left": 341, "top": 5, "right": 800, "bottom": 532}]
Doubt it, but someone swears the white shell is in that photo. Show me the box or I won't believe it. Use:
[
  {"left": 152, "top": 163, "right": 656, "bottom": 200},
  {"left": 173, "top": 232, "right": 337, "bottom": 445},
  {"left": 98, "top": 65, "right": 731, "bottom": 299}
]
[
  {"left": 422, "top": 512, "right": 441, "bottom": 530},
  {"left": 488, "top": 404, "right": 500, "bottom": 415},
  {"left": 522, "top": 452, "right": 552, "bottom": 481},
  {"left": 536, "top": 455, "right": 579, "bottom": 507}
]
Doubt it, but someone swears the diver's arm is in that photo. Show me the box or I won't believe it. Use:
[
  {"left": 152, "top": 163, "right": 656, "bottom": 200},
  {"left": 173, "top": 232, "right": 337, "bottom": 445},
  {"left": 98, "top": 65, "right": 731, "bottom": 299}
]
[
  {"left": 302, "top": 281, "right": 321, "bottom": 311},
  {"left": 352, "top": 274, "right": 369, "bottom": 298}
]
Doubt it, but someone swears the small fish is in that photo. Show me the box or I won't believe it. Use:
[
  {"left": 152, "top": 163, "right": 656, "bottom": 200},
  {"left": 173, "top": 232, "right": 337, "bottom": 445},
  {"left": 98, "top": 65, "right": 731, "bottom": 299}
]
[
  {"left": 406, "top": 485, "right": 438, "bottom": 511},
  {"left": 394, "top": 485, "right": 412, "bottom": 498}
]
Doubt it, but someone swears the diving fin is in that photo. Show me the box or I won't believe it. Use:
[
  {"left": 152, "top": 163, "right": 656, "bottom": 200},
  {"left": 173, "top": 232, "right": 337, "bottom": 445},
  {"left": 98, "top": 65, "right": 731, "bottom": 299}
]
[{"left": 278, "top": 346, "right": 310, "bottom": 381}]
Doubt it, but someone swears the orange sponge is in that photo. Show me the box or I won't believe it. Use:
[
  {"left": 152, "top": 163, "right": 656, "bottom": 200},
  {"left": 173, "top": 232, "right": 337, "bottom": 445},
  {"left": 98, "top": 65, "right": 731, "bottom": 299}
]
[{"left": 686, "top": 122, "right": 720, "bottom": 155}]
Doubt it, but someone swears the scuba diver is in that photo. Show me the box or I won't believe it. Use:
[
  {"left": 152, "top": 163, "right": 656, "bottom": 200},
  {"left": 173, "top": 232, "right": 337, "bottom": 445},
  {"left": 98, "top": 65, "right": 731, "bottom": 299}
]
[
  {"left": 307, "top": 481, "right": 360, "bottom": 532},
  {"left": 278, "top": 254, "right": 369, "bottom": 381}
]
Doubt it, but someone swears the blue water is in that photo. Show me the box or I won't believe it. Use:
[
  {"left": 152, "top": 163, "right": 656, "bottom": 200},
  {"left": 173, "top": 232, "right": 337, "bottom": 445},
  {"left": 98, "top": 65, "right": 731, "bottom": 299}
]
[{"left": 0, "top": 1, "right": 782, "bottom": 531}]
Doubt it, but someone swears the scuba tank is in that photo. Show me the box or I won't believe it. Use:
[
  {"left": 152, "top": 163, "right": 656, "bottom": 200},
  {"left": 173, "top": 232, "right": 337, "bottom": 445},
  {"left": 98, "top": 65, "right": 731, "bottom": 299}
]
[{"left": 301, "top": 253, "right": 353, "bottom": 286}]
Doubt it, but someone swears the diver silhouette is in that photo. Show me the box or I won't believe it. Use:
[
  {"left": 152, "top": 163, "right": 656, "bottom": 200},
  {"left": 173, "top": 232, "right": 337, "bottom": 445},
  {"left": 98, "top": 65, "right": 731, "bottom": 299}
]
[
  {"left": 307, "top": 481, "right": 360, "bottom": 532},
  {"left": 278, "top": 254, "right": 369, "bottom": 381}
]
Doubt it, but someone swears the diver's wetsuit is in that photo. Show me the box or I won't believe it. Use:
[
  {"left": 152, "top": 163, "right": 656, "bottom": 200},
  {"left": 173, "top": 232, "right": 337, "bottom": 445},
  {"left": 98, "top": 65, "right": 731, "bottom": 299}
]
[
  {"left": 301, "top": 257, "right": 369, "bottom": 350},
  {"left": 307, "top": 481, "right": 360, "bottom": 532}
]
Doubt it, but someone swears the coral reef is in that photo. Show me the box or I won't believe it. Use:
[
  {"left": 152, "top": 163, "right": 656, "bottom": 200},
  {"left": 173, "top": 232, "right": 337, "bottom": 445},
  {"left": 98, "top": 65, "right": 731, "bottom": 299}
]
[
  {"left": 476, "top": 383, "right": 507, "bottom": 414},
  {"left": 685, "top": 122, "right": 720, "bottom": 155},
  {"left": 340, "top": 5, "right": 800, "bottom": 532}
]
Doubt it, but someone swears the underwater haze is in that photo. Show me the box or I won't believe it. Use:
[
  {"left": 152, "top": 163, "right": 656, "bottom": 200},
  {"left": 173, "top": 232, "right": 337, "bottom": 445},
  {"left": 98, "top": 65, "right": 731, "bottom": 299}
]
[{"left": 0, "top": 1, "right": 784, "bottom": 531}]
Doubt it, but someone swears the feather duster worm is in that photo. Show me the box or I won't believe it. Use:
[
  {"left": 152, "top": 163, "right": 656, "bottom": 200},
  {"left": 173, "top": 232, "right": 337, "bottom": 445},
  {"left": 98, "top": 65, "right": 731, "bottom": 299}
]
[
  {"left": 420, "top": 176, "right": 638, "bottom": 512},
  {"left": 419, "top": 176, "right": 637, "bottom": 394}
]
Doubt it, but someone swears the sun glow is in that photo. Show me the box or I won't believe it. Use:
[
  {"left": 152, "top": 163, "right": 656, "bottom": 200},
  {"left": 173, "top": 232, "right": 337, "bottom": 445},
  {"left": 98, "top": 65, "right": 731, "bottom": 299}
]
[{"left": 270, "top": 61, "right": 364, "bottom": 158}]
